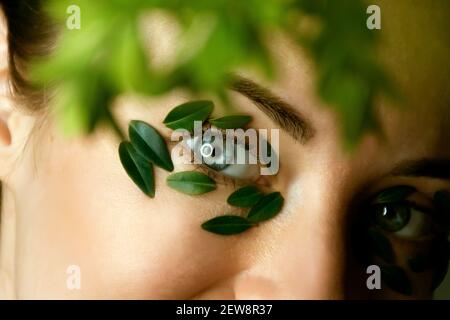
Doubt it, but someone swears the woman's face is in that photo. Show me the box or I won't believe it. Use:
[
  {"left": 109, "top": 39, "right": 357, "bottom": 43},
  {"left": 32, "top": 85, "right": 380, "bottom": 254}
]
[{"left": 1, "top": 1, "right": 449, "bottom": 299}]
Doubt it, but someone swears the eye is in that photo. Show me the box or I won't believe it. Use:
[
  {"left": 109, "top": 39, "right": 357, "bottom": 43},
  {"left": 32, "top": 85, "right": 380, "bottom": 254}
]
[
  {"left": 187, "top": 135, "right": 261, "bottom": 180},
  {"left": 370, "top": 202, "right": 435, "bottom": 239}
]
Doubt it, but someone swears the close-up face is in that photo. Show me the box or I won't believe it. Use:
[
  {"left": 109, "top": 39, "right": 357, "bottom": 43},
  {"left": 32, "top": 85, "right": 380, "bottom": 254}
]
[{"left": 0, "top": 0, "right": 449, "bottom": 300}]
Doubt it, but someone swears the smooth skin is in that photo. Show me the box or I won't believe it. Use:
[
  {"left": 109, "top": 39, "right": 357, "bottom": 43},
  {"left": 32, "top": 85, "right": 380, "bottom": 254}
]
[{"left": 0, "top": 0, "right": 449, "bottom": 299}]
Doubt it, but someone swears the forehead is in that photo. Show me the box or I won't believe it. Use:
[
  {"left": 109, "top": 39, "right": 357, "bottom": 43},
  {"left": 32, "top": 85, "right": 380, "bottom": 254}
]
[
  {"left": 368, "top": 0, "right": 450, "bottom": 155},
  {"left": 264, "top": 0, "right": 450, "bottom": 155},
  {"left": 378, "top": 0, "right": 450, "bottom": 126}
]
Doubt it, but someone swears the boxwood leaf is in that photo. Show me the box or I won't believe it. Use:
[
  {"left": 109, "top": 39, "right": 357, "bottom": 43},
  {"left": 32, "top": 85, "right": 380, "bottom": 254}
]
[
  {"left": 430, "top": 240, "right": 450, "bottom": 291},
  {"left": 375, "top": 185, "right": 416, "bottom": 204},
  {"left": 201, "top": 215, "right": 254, "bottom": 235},
  {"left": 381, "top": 265, "right": 413, "bottom": 296},
  {"left": 433, "top": 190, "right": 450, "bottom": 227},
  {"left": 166, "top": 171, "right": 216, "bottom": 195},
  {"left": 434, "top": 190, "right": 450, "bottom": 212},
  {"left": 431, "top": 260, "right": 450, "bottom": 291},
  {"left": 119, "top": 142, "right": 155, "bottom": 197},
  {"left": 227, "top": 186, "right": 264, "bottom": 208},
  {"left": 129, "top": 120, "right": 174, "bottom": 172},
  {"left": 408, "top": 254, "right": 429, "bottom": 273},
  {"left": 210, "top": 115, "right": 252, "bottom": 129},
  {"left": 163, "top": 100, "right": 214, "bottom": 132},
  {"left": 247, "top": 192, "right": 284, "bottom": 223}
]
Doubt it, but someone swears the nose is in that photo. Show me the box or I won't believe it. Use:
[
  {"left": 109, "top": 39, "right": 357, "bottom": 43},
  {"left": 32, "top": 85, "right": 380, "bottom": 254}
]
[{"left": 233, "top": 173, "right": 352, "bottom": 299}]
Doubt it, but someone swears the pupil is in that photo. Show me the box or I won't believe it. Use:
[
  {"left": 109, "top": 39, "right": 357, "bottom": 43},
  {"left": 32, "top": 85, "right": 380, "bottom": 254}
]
[{"left": 201, "top": 138, "right": 229, "bottom": 171}]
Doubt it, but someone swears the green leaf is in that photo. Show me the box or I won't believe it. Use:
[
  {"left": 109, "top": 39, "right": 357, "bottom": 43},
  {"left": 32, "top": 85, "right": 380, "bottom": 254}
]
[
  {"left": 129, "top": 120, "right": 174, "bottom": 172},
  {"left": 434, "top": 190, "right": 450, "bottom": 212},
  {"left": 433, "top": 190, "right": 450, "bottom": 227},
  {"left": 33, "top": 0, "right": 394, "bottom": 151},
  {"left": 430, "top": 240, "right": 450, "bottom": 291},
  {"left": 108, "top": 19, "right": 154, "bottom": 95},
  {"left": 380, "top": 265, "right": 413, "bottom": 296},
  {"left": 119, "top": 142, "right": 155, "bottom": 197},
  {"left": 408, "top": 254, "right": 429, "bottom": 273},
  {"left": 210, "top": 115, "right": 253, "bottom": 129},
  {"left": 247, "top": 192, "right": 284, "bottom": 223},
  {"left": 431, "top": 260, "right": 450, "bottom": 291},
  {"left": 166, "top": 171, "right": 216, "bottom": 195},
  {"left": 201, "top": 215, "right": 254, "bottom": 235},
  {"left": 368, "top": 229, "right": 395, "bottom": 263},
  {"left": 227, "top": 186, "right": 264, "bottom": 208},
  {"left": 163, "top": 100, "right": 214, "bottom": 132},
  {"left": 375, "top": 186, "right": 416, "bottom": 204}
]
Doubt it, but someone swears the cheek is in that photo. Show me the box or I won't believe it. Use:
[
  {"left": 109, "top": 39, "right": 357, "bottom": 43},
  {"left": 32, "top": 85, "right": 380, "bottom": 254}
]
[{"left": 20, "top": 130, "right": 240, "bottom": 298}]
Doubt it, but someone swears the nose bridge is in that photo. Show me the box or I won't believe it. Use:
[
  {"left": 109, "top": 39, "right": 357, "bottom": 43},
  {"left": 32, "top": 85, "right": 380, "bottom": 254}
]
[
  {"left": 235, "top": 166, "right": 355, "bottom": 299},
  {"left": 278, "top": 158, "right": 356, "bottom": 295},
  {"left": 278, "top": 192, "right": 348, "bottom": 299}
]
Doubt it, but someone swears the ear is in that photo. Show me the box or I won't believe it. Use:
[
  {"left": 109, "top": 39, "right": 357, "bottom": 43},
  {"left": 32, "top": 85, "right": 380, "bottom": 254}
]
[
  {"left": 0, "top": 11, "right": 35, "bottom": 180},
  {"left": 0, "top": 96, "right": 36, "bottom": 178},
  {"left": 0, "top": 9, "right": 9, "bottom": 147}
]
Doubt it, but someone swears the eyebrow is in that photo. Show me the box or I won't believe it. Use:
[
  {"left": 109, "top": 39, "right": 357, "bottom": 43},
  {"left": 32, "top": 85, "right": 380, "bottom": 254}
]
[
  {"left": 229, "top": 75, "right": 314, "bottom": 143},
  {"left": 391, "top": 158, "right": 450, "bottom": 180}
]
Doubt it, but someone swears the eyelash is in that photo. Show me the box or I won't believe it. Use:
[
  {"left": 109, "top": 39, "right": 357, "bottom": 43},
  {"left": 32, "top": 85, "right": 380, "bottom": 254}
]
[
  {"left": 196, "top": 161, "right": 274, "bottom": 190},
  {"left": 195, "top": 164, "right": 242, "bottom": 186}
]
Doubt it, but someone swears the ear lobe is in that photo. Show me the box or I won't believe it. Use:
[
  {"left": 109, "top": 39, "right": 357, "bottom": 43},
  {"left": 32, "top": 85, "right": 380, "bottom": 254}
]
[
  {"left": 0, "top": 96, "right": 14, "bottom": 177},
  {"left": 0, "top": 88, "right": 15, "bottom": 146},
  {"left": 0, "top": 112, "right": 11, "bottom": 146},
  {"left": 0, "top": 96, "right": 35, "bottom": 179}
]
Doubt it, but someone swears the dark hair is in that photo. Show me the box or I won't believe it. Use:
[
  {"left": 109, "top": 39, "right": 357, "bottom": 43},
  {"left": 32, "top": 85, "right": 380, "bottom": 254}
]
[
  {"left": 1, "top": 0, "right": 53, "bottom": 111},
  {"left": 0, "top": 0, "right": 53, "bottom": 214}
]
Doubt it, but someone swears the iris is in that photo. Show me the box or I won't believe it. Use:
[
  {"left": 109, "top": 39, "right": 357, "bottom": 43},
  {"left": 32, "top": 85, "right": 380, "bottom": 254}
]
[{"left": 372, "top": 203, "right": 411, "bottom": 232}]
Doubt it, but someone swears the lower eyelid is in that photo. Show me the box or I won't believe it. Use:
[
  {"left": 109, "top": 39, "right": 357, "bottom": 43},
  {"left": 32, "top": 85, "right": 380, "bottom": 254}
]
[
  {"left": 196, "top": 165, "right": 241, "bottom": 186},
  {"left": 404, "top": 201, "right": 446, "bottom": 232},
  {"left": 198, "top": 164, "right": 272, "bottom": 189},
  {"left": 388, "top": 230, "right": 437, "bottom": 246},
  {"left": 220, "top": 163, "right": 260, "bottom": 180},
  {"left": 395, "top": 209, "right": 433, "bottom": 238}
]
